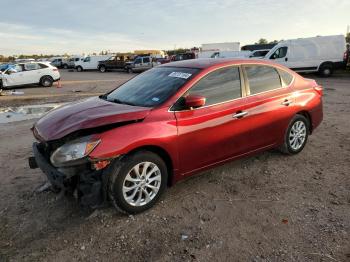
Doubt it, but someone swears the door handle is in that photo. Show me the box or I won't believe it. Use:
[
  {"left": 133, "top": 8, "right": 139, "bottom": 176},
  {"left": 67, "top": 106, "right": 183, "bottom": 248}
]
[
  {"left": 281, "top": 99, "right": 292, "bottom": 106},
  {"left": 285, "top": 57, "right": 288, "bottom": 62},
  {"left": 233, "top": 111, "right": 248, "bottom": 119}
]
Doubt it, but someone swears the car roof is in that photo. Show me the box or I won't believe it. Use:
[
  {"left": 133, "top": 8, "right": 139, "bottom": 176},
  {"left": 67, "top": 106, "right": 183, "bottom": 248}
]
[{"left": 160, "top": 58, "right": 275, "bottom": 69}]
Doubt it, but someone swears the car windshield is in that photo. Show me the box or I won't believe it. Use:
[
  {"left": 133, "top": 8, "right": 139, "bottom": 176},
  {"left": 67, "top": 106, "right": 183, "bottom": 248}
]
[{"left": 104, "top": 67, "right": 199, "bottom": 107}]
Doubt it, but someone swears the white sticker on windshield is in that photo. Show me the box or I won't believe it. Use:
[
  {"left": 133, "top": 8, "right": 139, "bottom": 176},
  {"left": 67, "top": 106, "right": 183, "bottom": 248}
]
[
  {"left": 152, "top": 97, "right": 160, "bottom": 102},
  {"left": 168, "top": 72, "right": 192, "bottom": 79}
]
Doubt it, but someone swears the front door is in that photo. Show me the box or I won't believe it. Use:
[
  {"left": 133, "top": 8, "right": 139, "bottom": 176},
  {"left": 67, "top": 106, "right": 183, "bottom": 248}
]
[
  {"left": 269, "top": 46, "right": 289, "bottom": 67},
  {"left": 174, "top": 66, "right": 253, "bottom": 176}
]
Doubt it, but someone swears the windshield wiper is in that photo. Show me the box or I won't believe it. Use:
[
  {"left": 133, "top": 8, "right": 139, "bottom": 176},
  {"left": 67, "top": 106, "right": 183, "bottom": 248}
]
[
  {"left": 99, "top": 94, "right": 108, "bottom": 100},
  {"left": 112, "top": 98, "right": 137, "bottom": 106}
]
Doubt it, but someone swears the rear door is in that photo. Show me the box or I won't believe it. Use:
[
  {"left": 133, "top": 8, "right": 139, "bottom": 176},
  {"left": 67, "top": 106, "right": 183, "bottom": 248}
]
[
  {"left": 23, "top": 63, "right": 42, "bottom": 84},
  {"left": 174, "top": 66, "right": 253, "bottom": 176},
  {"left": 242, "top": 65, "right": 297, "bottom": 148}
]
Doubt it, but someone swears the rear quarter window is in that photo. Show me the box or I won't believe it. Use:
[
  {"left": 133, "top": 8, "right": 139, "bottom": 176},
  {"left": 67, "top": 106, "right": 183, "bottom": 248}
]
[
  {"left": 277, "top": 69, "right": 294, "bottom": 87},
  {"left": 245, "top": 65, "right": 281, "bottom": 95},
  {"left": 38, "top": 63, "right": 49, "bottom": 69}
]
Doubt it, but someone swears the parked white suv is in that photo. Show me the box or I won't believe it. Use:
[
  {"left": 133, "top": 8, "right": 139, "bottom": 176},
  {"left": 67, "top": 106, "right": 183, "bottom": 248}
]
[{"left": 0, "top": 62, "right": 60, "bottom": 88}]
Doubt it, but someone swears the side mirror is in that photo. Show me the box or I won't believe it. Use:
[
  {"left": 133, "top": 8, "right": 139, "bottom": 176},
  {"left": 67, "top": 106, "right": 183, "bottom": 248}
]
[
  {"left": 7, "top": 69, "right": 16, "bottom": 75},
  {"left": 185, "top": 95, "right": 206, "bottom": 109}
]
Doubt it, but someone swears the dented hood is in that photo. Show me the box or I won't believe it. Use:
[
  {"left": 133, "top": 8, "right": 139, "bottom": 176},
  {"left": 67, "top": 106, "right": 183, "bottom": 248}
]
[{"left": 34, "top": 96, "right": 151, "bottom": 141}]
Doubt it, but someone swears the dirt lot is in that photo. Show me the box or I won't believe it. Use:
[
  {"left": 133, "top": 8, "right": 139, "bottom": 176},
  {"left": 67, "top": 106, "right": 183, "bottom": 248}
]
[{"left": 0, "top": 71, "right": 349, "bottom": 261}]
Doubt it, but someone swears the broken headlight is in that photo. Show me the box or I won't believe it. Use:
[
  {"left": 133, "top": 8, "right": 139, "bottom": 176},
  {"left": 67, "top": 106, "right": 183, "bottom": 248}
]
[{"left": 50, "top": 136, "right": 100, "bottom": 167}]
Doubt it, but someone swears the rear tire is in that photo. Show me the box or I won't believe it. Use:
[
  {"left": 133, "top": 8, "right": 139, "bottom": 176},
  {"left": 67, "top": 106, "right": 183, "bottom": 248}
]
[
  {"left": 63, "top": 64, "right": 68, "bottom": 69},
  {"left": 108, "top": 151, "right": 168, "bottom": 214},
  {"left": 76, "top": 66, "right": 83, "bottom": 72},
  {"left": 279, "top": 114, "right": 309, "bottom": 155},
  {"left": 318, "top": 63, "right": 333, "bottom": 77},
  {"left": 40, "top": 76, "right": 54, "bottom": 87}
]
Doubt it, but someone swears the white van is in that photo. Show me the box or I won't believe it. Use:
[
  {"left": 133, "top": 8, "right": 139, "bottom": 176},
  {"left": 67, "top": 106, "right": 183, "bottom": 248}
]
[
  {"left": 67, "top": 56, "right": 85, "bottom": 69},
  {"left": 264, "top": 35, "right": 346, "bottom": 76},
  {"left": 75, "top": 55, "right": 112, "bottom": 71}
]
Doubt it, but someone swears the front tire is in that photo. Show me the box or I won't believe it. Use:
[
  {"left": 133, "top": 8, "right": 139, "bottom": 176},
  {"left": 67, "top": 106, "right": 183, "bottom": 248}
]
[
  {"left": 279, "top": 114, "right": 309, "bottom": 155},
  {"left": 40, "top": 76, "right": 54, "bottom": 87},
  {"left": 108, "top": 151, "right": 168, "bottom": 214},
  {"left": 99, "top": 65, "right": 106, "bottom": 73}
]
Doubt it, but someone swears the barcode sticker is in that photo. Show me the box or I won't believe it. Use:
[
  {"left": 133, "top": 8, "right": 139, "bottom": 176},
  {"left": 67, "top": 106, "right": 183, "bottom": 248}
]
[{"left": 168, "top": 72, "right": 192, "bottom": 79}]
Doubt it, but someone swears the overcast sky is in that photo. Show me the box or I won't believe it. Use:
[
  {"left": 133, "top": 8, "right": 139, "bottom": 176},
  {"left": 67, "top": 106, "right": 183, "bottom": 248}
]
[{"left": 0, "top": 0, "right": 349, "bottom": 55}]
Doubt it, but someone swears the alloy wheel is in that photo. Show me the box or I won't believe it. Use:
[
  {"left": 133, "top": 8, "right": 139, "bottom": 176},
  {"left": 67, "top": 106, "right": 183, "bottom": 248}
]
[
  {"left": 289, "top": 120, "right": 307, "bottom": 150},
  {"left": 122, "top": 162, "right": 161, "bottom": 206}
]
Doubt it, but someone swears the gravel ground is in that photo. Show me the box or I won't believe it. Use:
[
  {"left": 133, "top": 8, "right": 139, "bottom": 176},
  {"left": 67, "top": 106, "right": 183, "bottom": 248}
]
[{"left": 0, "top": 73, "right": 349, "bottom": 262}]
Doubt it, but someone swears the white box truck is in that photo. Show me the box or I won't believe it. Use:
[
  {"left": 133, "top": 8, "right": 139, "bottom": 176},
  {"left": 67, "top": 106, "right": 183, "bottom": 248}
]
[
  {"left": 264, "top": 35, "right": 346, "bottom": 76},
  {"left": 199, "top": 42, "right": 241, "bottom": 59},
  {"left": 198, "top": 50, "right": 252, "bottom": 59},
  {"left": 75, "top": 55, "right": 112, "bottom": 71}
]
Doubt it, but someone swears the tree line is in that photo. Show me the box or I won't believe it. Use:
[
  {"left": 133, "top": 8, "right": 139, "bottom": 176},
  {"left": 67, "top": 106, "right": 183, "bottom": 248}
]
[{"left": 1, "top": 33, "right": 349, "bottom": 63}]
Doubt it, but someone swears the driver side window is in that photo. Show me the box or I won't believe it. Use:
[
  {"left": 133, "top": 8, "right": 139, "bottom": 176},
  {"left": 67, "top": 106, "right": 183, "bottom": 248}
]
[
  {"left": 270, "top": 47, "right": 288, "bottom": 59},
  {"left": 186, "top": 66, "right": 242, "bottom": 106},
  {"left": 6, "top": 65, "right": 23, "bottom": 74},
  {"left": 24, "top": 63, "right": 40, "bottom": 71}
]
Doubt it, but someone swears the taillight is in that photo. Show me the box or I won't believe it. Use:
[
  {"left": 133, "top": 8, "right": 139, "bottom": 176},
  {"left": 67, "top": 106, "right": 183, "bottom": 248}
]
[
  {"left": 344, "top": 51, "right": 348, "bottom": 61},
  {"left": 314, "top": 86, "right": 323, "bottom": 96}
]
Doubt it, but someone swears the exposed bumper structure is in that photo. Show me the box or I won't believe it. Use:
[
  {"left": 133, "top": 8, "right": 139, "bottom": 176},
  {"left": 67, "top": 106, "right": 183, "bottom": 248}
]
[{"left": 29, "top": 142, "right": 108, "bottom": 208}]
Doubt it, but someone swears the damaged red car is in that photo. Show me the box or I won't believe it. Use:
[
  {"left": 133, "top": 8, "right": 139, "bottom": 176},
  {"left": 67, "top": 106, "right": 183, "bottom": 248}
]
[{"left": 29, "top": 59, "right": 323, "bottom": 214}]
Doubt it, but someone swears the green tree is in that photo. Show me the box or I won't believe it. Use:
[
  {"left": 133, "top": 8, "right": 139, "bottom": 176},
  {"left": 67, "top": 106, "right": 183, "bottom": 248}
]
[
  {"left": 346, "top": 33, "right": 350, "bottom": 43},
  {"left": 256, "top": 38, "right": 268, "bottom": 44},
  {"left": 166, "top": 48, "right": 190, "bottom": 56}
]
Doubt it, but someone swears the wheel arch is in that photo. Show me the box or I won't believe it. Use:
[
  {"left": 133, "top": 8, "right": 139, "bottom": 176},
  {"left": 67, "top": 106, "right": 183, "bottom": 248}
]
[
  {"left": 39, "top": 75, "right": 53, "bottom": 83},
  {"left": 127, "top": 145, "right": 174, "bottom": 187},
  {"left": 318, "top": 61, "right": 334, "bottom": 70},
  {"left": 296, "top": 110, "right": 312, "bottom": 134}
]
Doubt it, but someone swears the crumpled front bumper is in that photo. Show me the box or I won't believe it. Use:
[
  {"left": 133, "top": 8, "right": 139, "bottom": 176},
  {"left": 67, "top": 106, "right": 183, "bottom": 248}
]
[{"left": 29, "top": 142, "right": 108, "bottom": 208}]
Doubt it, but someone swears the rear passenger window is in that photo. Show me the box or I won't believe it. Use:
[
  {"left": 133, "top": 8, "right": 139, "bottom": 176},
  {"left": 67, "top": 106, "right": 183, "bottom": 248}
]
[
  {"left": 245, "top": 66, "right": 281, "bottom": 95},
  {"left": 143, "top": 57, "right": 150, "bottom": 63},
  {"left": 277, "top": 69, "right": 293, "bottom": 87},
  {"left": 24, "top": 63, "right": 40, "bottom": 71},
  {"left": 187, "top": 66, "right": 241, "bottom": 106}
]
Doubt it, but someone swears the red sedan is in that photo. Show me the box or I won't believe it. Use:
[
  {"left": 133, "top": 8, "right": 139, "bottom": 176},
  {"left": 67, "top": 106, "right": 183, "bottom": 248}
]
[{"left": 29, "top": 59, "right": 323, "bottom": 213}]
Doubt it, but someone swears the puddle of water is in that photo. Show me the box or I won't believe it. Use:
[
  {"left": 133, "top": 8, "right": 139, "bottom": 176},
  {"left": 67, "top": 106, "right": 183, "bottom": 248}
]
[{"left": 0, "top": 103, "right": 63, "bottom": 124}]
